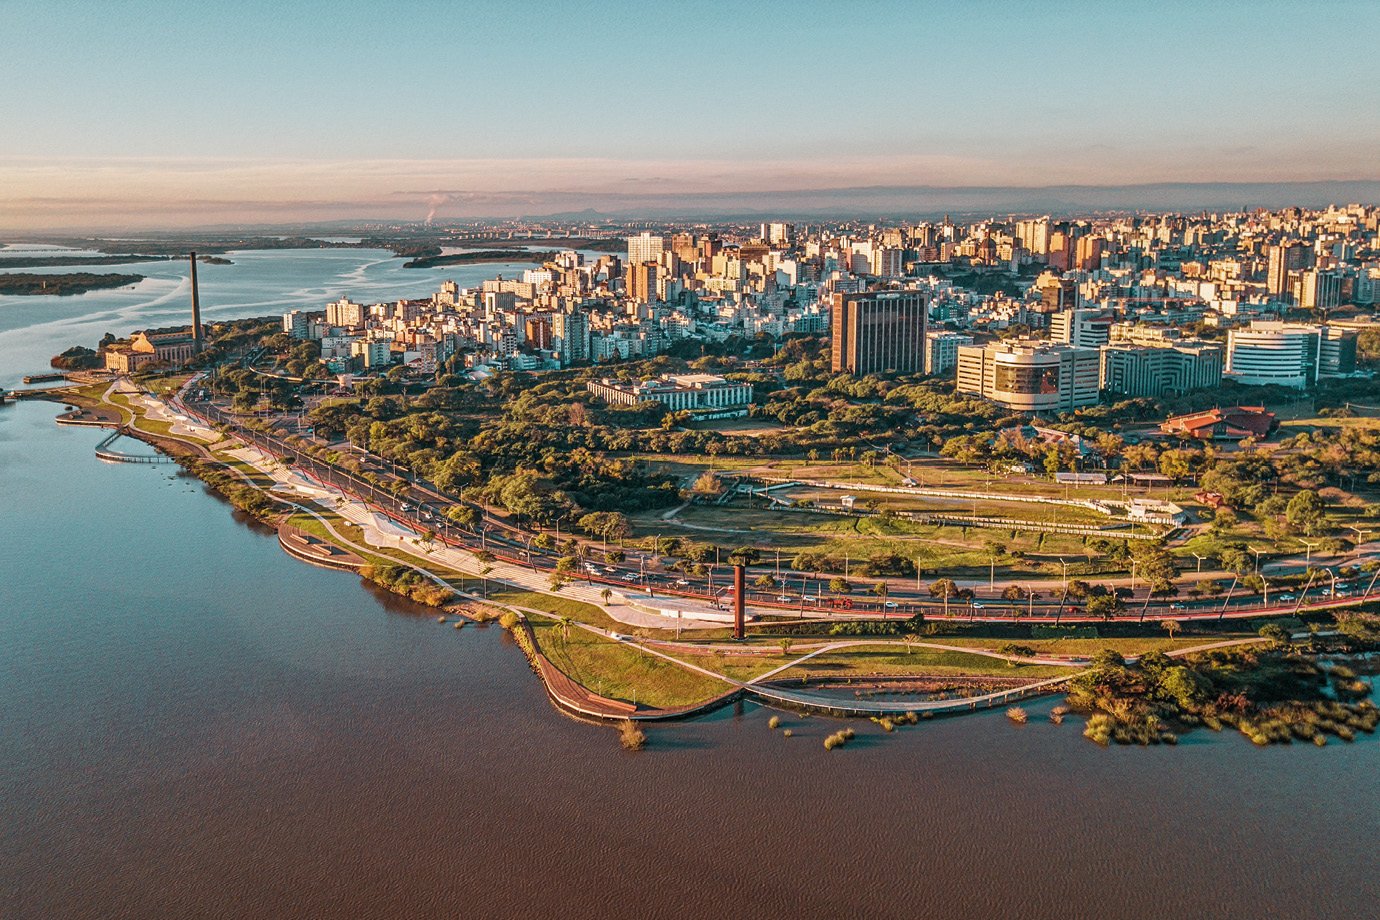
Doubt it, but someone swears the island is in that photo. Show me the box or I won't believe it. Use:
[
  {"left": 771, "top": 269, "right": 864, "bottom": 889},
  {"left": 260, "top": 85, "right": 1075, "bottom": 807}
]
[
  {"left": 0, "top": 272, "right": 144, "bottom": 296},
  {"left": 402, "top": 249, "right": 557, "bottom": 268},
  {"left": 0, "top": 255, "right": 171, "bottom": 268}
]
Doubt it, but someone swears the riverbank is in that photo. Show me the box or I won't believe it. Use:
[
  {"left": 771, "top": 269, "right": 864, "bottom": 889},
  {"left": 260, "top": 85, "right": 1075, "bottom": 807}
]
[{"left": 49, "top": 376, "right": 1379, "bottom": 736}]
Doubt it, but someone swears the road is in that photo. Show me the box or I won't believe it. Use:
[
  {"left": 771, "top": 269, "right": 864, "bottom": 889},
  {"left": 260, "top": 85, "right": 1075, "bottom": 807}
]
[{"left": 169, "top": 381, "right": 1380, "bottom": 626}]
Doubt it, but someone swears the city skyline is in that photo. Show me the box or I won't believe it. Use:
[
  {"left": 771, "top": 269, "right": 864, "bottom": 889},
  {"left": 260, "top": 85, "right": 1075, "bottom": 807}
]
[{"left": 3, "top": 0, "right": 1379, "bottom": 230}]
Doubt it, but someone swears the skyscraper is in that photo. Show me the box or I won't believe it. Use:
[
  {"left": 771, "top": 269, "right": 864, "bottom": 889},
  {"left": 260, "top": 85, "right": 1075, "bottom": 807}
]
[
  {"left": 1266, "top": 241, "right": 1308, "bottom": 298},
  {"left": 830, "top": 290, "right": 927, "bottom": 375},
  {"left": 627, "top": 232, "right": 664, "bottom": 268},
  {"left": 553, "top": 311, "right": 589, "bottom": 365}
]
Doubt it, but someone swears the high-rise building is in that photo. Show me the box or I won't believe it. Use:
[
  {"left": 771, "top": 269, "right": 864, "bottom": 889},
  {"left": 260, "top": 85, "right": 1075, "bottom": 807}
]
[
  {"left": 1099, "top": 342, "right": 1224, "bottom": 397},
  {"left": 1074, "top": 236, "right": 1106, "bottom": 272},
  {"left": 830, "top": 290, "right": 927, "bottom": 375},
  {"left": 1015, "top": 218, "right": 1050, "bottom": 258},
  {"left": 955, "top": 340, "right": 1100, "bottom": 413},
  {"left": 1298, "top": 269, "right": 1342, "bottom": 311},
  {"left": 552, "top": 311, "right": 590, "bottom": 365},
  {"left": 924, "top": 330, "right": 973, "bottom": 375},
  {"left": 1266, "top": 241, "right": 1309, "bottom": 298},
  {"left": 627, "top": 232, "right": 665, "bottom": 268},
  {"left": 326, "top": 297, "right": 365, "bottom": 328},
  {"left": 1050, "top": 308, "right": 1115, "bottom": 349},
  {"left": 1225, "top": 320, "right": 1356, "bottom": 389},
  {"left": 1039, "top": 278, "right": 1079, "bottom": 311},
  {"left": 625, "top": 261, "right": 658, "bottom": 303}
]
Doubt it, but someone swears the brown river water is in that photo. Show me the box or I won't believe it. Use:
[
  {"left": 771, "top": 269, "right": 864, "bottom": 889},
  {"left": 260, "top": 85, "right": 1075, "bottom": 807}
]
[{"left": 3, "top": 401, "right": 1378, "bottom": 919}]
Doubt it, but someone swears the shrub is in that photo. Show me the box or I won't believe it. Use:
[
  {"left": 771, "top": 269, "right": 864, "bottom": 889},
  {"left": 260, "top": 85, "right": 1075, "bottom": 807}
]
[
  {"left": 1006, "top": 707, "right": 1028, "bottom": 724},
  {"left": 618, "top": 720, "right": 646, "bottom": 751},
  {"left": 768, "top": 715, "right": 781, "bottom": 730},
  {"left": 498, "top": 611, "right": 521, "bottom": 630}
]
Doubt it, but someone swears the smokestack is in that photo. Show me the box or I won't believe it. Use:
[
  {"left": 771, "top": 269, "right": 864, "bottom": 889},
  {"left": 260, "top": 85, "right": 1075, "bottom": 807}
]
[
  {"left": 733, "top": 564, "right": 746, "bottom": 640},
  {"left": 189, "top": 252, "right": 203, "bottom": 348}
]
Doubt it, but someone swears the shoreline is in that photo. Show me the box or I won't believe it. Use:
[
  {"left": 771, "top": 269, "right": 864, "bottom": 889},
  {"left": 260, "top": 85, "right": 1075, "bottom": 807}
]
[{"left": 40, "top": 377, "right": 1380, "bottom": 742}]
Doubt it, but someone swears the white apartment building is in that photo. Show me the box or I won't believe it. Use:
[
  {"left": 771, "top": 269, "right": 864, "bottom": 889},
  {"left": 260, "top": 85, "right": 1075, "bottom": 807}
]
[{"left": 925, "top": 330, "right": 974, "bottom": 375}]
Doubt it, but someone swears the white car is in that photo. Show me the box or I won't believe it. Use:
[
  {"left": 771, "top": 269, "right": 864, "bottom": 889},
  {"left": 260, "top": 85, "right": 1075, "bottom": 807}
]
[
  {"left": 776, "top": 595, "right": 793, "bottom": 603},
  {"left": 1279, "top": 593, "right": 1297, "bottom": 602},
  {"left": 674, "top": 579, "right": 690, "bottom": 587},
  {"left": 971, "top": 601, "right": 985, "bottom": 609},
  {"left": 622, "top": 573, "right": 639, "bottom": 581},
  {"left": 883, "top": 601, "right": 899, "bottom": 609},
  {"left": 802, "top": 595, "right": 818, "bottom": 603}
]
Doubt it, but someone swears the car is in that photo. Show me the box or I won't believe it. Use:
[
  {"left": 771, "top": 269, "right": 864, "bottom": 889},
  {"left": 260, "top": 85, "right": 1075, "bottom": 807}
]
[
  {"left": 674, "top": 578, "right": 690, "bottom": 586},
  {"left": 1278, "top": 593, "right": 1297, "bottom": 602},
  {"left": 801, "top": 595, "right": 818, "bottom": 603},
  {"left": 622, "top": 573, "right": 638, "bottom": 581},
  {"left": 1335, "top": 589, "right": 1352, "bottom": 597},
  {"left": 604, "top": 566, "right": 616, "bottom": 574},
  {"left": 883, "top": 601, "right": 898, "bottom": 609},
  {"left": 584, "top": 564, "right": 600, "bottom": 574},
  {"left": 776, "top": 595, "right": 793, "bottom": 603},
  {"left": 1169, "top": 602, "right": 1186, "bottom": 610},
  {"left": 971, "top": 601, "right": 985, "bottom": 609}
]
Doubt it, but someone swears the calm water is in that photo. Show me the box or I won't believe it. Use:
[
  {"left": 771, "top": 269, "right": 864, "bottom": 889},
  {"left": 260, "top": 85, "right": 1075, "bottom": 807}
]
[
  {"left": 0, "top": 245, "right": 550, "bottom": 389},
  {"left": 3, "top": 253, "right": 1379, "bottom": 918}
]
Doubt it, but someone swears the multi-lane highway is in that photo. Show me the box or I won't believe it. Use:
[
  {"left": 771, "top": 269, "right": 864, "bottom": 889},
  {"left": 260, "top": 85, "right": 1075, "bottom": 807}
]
[{"left": 175, "top": 384, "right": 1380, "bottom": 625}]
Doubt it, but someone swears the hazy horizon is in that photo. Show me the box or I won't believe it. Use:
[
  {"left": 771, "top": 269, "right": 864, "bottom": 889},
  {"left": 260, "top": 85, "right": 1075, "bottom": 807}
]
[{"left": 3, "top": 0, "right": 1378, "bottom": 232}]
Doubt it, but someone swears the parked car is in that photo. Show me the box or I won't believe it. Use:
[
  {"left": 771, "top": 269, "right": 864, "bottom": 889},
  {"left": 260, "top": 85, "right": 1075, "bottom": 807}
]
[
  {"left": 801, "top": 594, "right": 818, "bottom": 603},
  {"left": 883, "top": 601, "right": 899, "bottom": 609}
]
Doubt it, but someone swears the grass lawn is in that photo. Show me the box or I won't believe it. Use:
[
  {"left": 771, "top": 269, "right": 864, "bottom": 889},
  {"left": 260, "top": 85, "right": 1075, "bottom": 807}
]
[
  {"left": 766, "top": 647, "right": 1071, "bottom": 681},
  {"left": 530, "top": 621, "right": 731, "bottom": 709},
  {"left": 487, "top": 587, "right": 616, "bottom": 628},
  {"left": 636, "top": 503, "right": 1113, "bottom": 575}
]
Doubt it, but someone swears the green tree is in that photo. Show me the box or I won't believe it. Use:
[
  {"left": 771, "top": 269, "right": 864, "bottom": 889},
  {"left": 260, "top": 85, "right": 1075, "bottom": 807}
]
[{"left": 1285, "top": 489, "right": 1326, "bottom": 536}]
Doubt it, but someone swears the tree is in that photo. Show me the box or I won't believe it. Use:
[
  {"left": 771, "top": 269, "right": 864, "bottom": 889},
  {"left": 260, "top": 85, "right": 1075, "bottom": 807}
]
[
  {"left": 600, "top": 588, "right": 613, "bottom": 607},
  {"left": 1285, "top": 489, "right": 1326, "bottom": 536},
  {"left": 929, "top": 577, "right": 959, "bottom": 617},
  {"left": 828, "top": 577, "right": 851, "bottom": 595},
  {"left": 1001, "top": 584, "right": 1026, "bottom": 603},
  {"left": 1086, "top": 593, "right": 1123, "bottom": 621},
  {"left": 1161, "top": 619, "right": 1182, "bottom": 641},
  {"left": 779, "top": 638, "right": 794, "bottom": 657},
  {"left": 754, "top": 573, "right": 776, "bottom": 590}
]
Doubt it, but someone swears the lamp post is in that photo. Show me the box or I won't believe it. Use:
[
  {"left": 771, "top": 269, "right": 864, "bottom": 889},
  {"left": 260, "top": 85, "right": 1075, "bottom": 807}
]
[
  {"left": 1300, "top": 539, "right": 1317, "bottom": 565},
  {"left": 1191, "top": 552, "right": 1207, "bottom": 574}
]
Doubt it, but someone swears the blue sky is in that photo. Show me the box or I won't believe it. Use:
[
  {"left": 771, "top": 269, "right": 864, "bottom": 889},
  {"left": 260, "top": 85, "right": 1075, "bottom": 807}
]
[{"left": 2, "top": 0, "right": 1378, "bottom": 228}]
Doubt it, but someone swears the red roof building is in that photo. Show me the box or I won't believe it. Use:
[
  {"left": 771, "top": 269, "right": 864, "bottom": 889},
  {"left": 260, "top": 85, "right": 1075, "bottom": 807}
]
[{"left": 1161, "top": 406, "right": 1277, "bottom": 440}]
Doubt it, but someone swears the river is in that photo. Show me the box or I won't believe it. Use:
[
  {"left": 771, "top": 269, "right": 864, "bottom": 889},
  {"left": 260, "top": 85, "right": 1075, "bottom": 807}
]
[{"left": 2, "top": 250, "right": 1378, "bottom": 918}]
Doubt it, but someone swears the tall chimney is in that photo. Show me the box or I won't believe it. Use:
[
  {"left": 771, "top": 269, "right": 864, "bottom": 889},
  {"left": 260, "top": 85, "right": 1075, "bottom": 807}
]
[
  {"left": 189, "top": 252, "right": 203, "bottom": 348},
  {"left": 732, "top": 564, "right": 746, "bottom": 640}
]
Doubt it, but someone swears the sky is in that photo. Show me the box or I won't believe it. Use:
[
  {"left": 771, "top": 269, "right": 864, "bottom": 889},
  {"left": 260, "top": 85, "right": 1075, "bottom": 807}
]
[{"left": 2, "top": 0, "right": 1378, "bottom": 231}]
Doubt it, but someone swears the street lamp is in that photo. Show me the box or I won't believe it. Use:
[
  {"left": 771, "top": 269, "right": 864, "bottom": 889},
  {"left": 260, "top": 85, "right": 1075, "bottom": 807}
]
[
  {"left": 1250, "top": 546, "right": 1263, "bottom": 574},
  {"left": 1191, "top": 552, "right": 1207, "bottom": 574},
  {"left": 1300, "top": 539, "right": 1318, "bottom": 564}
]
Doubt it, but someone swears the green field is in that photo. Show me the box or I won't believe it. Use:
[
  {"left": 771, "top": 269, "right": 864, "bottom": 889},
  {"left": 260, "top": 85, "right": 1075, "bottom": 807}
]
[{"left": 530, "top": 621, "right": 731, "bottom": 709}]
